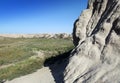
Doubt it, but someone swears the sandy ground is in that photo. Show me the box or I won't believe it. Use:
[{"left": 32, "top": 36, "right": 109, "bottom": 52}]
[{"left": 5, "top": 67, "right": 55, "bottom": 83}]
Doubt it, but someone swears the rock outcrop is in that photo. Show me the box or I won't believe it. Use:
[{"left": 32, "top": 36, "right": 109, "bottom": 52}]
[
  {"left": 64, "top": 0, "right": 120, "bottom": 83},
  {"left": 0, "top": 33, "right": 71, "bottom": 39}
]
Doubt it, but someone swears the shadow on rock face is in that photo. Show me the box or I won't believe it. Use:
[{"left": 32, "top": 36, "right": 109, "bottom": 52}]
[
  {"left": 44, "top": 50, "right": 72, "bottom": 83},
  {"left": 73, "top": 19, "right": 80, "bottom": 46}
]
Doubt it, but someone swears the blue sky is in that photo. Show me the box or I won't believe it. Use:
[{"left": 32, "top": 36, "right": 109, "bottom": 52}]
[{"left": 0, "top": 0, "right": 88, "bottom": 34}]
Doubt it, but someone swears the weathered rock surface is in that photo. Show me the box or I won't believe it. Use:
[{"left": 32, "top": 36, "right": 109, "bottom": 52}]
[{"left": 64, "top": 0, "right": 120, "bottom": 83}]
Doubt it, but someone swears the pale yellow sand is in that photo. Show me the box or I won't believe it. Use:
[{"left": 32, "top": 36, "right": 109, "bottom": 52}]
[{"left": 5, "top": 67, "right": 55, "bottom": 83}]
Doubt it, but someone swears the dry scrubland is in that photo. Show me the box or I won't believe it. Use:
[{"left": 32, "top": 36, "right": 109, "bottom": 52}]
[{"left": 0, "top": 37, "right": 74, "bottom": 81}]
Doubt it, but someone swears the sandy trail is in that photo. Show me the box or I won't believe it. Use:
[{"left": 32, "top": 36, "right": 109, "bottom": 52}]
[{"left": 5, "top": 67, "right": 55, "bottom": 83}]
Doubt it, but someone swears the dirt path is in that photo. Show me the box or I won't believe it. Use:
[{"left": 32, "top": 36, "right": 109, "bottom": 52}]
[{"left": 5, "top": 67, "right": 55, "bottom": 83}]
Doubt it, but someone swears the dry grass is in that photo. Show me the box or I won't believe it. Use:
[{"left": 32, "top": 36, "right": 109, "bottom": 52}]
[{"left": 0, "top": 37, "right": 74, "bottom": 81}]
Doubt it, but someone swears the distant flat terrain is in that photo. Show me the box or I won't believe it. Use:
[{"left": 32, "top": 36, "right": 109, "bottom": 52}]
[{"left": 0, "top": 33, "right": 71, "bottom": 38}]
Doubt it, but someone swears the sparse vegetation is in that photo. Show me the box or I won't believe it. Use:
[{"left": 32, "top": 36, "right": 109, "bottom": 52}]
[{"left": 0, "top": 37, "right": 74, "bottom": 81}]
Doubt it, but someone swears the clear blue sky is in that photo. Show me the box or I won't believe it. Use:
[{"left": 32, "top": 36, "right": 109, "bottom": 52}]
[{"left": 0, "top": 0, "right": 88, "bottom": 34}]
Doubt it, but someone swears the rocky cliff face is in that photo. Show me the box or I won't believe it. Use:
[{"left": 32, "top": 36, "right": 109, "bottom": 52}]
[{"left": 64, "top": 0, "right": 120, "bottom": 83}]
